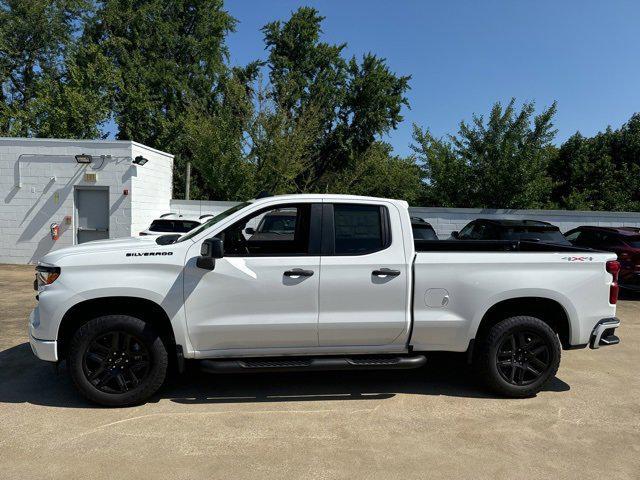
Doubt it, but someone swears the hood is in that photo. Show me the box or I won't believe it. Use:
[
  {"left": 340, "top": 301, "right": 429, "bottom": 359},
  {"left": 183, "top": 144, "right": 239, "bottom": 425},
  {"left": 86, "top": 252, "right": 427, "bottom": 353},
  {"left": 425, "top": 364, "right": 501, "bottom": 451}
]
[{"left": 40, "top": 236, "right": 158, "bottom": 264}]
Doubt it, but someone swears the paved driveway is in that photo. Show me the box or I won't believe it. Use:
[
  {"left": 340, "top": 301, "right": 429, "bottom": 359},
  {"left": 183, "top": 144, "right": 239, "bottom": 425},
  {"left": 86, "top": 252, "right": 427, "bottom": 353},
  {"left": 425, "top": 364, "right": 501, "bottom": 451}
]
[{"left": 1, "top": 264, "right": 638, "bottom": 479}]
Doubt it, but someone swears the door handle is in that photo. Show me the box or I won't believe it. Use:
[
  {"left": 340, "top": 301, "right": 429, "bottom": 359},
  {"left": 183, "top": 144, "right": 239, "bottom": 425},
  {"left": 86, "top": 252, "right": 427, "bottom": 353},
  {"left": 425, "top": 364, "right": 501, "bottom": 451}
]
[
  {"left": 284, "top": 268, "right": 314, "bottom": 278},
  {"left": 372, "top": 268, "right": 401, "bottom": 277}
]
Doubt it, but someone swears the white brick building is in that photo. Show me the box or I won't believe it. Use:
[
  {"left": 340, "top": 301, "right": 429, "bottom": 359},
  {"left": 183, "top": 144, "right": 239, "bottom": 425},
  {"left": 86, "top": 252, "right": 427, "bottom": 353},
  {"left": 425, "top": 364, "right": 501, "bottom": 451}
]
[{"left": 0, "top": 138, "right": 173, "bottom": 264}]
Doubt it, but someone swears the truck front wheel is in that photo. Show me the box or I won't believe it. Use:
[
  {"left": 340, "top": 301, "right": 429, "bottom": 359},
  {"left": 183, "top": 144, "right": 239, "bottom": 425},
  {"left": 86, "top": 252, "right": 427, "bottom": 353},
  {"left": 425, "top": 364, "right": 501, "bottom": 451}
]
[
  {"left": 68, "top": 315, "right": 168, "bottom": 407},
  {"left": 476, "top": 316, "right": 561, "bottom": 398}
]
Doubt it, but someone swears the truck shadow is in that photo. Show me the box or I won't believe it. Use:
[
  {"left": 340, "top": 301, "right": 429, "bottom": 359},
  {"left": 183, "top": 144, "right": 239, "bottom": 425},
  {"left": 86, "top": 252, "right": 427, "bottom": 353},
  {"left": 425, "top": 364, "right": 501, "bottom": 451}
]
[{"left": 0, "top": 343, "right": 570, "bottom": 409}]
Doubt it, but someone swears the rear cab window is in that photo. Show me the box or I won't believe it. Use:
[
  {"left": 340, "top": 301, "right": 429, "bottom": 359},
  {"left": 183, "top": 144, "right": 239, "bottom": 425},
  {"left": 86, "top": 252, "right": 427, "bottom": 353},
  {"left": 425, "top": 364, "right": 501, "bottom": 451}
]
[{"left": 328, "top": 204, "right": 391, "bottom": 255}]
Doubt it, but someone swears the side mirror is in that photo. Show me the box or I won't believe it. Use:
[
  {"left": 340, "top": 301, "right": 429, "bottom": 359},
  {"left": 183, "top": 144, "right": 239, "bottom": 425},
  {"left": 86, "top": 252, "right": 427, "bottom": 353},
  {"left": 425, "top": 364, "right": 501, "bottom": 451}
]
[
  {"left": 245, "top": 227, "right": 255, "bottom": 235},
  {"left": 450, "top": 231, "right": 459, "bottom": 239},
  {"left": 196, "top": 237, "right": 224, "bottom": 270}
]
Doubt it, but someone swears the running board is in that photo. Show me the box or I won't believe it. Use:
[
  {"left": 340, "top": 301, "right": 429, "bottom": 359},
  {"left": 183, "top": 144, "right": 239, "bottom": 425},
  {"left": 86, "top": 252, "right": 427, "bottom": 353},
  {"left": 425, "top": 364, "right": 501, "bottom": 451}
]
[{"left": 200, "top": 355, "right": 427, "bottom": 374}]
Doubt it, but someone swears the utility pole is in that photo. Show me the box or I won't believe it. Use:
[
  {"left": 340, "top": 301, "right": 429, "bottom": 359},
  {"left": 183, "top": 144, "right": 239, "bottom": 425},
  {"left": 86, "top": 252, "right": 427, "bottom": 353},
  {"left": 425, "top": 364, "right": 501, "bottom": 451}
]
[{"left": 185, "top": 162, "right": 191, "bottom": 200}]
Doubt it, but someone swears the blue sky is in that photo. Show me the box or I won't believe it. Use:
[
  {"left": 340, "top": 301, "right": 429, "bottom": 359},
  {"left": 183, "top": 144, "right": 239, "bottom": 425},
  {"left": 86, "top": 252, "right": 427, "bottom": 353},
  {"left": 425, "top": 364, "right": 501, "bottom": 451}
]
[{"left": 222, "top": 0, "right": 640, "bottom": 156}]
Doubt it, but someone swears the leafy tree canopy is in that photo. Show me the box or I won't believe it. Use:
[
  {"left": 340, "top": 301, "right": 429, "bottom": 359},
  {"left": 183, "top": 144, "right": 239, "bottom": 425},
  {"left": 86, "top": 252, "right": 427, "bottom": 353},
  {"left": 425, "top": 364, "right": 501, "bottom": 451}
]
[
  {"left": 549, "top": 114, "right": 640, "bottom": 211},
  {"left": 412, "top": 99, "right": 558, "bottom": 209},
  {"left": 0, "top": 0, "right": 109, "bottom": 137}
]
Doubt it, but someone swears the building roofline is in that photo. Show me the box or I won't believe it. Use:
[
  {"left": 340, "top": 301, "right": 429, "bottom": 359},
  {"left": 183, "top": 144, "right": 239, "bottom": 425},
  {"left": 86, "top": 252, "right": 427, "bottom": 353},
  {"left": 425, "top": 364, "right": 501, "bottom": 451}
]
[{"left": 0, "top": 136, "right": 173, "bottom": 159}]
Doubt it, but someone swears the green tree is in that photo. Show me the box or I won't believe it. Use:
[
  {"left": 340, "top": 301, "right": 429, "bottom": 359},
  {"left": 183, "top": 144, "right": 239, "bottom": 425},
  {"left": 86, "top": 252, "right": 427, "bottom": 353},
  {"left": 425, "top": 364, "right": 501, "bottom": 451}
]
[
  {"left": 260, "top": 7, "right": 415, "bottom": 197},
  {"left": 330, "top": 142, "right": 422, "bottom": 204},
  {"left": 30, "top": 43, "right": 114, "bottom": 138},
  {"left": 184, "top": 66, "right": 259, "bottom": 201},
  {"left": 550, "top": 114, "right": 640, "bottom": 211},
  {"left": 82, "top": 0, "right": 238, "bottom": 197},
  {"left": 410, "top": 126, "right": 470, "bottom": 207},
  {"left": 249, "top": 90, "right": 325, "bottom": 195},
  {"left": 0, "top": 0, "right": 108, "bottom": 137},
  {"left": 413, "top": 99, "right": 558, "bottom": 208}
]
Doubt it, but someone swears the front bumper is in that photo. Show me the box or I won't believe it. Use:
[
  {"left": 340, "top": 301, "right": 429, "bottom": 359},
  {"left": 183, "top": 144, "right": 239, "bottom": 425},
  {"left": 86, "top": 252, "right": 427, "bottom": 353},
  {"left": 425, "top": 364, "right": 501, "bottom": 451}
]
[
  {"left": 28, "top": 308, "right": 58, "bottom": 362},
  {"left": 589, "top": 317, "right": 621, "bottom": 349},
  {"left": 29, "top": 331, "right": 58, "bottom": 362}
]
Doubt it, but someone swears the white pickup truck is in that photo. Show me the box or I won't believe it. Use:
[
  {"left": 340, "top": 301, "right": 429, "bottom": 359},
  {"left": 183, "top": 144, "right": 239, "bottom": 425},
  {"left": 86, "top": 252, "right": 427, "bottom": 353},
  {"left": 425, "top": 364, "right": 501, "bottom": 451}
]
[{"left": 29, "top": 194, "right": 622, "bottom": 406}]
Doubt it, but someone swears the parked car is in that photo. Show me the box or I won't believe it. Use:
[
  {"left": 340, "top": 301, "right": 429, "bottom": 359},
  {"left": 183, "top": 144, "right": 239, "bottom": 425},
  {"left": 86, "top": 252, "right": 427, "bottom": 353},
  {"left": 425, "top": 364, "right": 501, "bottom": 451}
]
[
  {"left": 139, "top": 214, "right": 202, "bottom": 236},
  {"left": 29, "top": 194, "right": 620, "bottom": 406},
  {"left": 565, "top": 226, "right": 640, "bottom": 291},
  {"left": 411, "top": 217, "right": 438, "bottom": 240},
  {"left": 451, "top": 219, "right": 571, "bottom": 245}
]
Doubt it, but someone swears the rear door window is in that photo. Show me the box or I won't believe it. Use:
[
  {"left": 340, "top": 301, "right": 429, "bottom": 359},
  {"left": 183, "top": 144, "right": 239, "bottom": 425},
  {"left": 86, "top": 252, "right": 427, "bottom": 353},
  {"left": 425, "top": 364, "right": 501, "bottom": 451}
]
[{"left": 333, "top": 204, "right": 387, "bottom": 255}]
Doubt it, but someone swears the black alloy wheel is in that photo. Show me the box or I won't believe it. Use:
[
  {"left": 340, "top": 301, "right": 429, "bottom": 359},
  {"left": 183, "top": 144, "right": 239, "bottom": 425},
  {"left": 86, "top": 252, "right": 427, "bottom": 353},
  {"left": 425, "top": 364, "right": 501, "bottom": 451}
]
[
  {"left": 69, "top": 315, "right": 168, "bottom": 407},
  {"left": 495, "top": 330, "right": 551, "bottom": 386},
  {"left": 83, "top": 331, "right": 151, "bottom": 394},
  {"left": 476, "top": 315, "right": 561, "bottom": 398}
]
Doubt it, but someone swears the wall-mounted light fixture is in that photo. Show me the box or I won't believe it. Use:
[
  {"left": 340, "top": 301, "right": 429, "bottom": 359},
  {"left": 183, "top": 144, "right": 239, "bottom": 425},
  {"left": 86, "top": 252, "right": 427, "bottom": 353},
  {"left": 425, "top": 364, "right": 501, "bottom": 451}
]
[
  {"left": 133, "top": 156, "right": 148, "bottom": 166},
  {"left": 75, "top": 154, "right": 92, "bottom": 164}
]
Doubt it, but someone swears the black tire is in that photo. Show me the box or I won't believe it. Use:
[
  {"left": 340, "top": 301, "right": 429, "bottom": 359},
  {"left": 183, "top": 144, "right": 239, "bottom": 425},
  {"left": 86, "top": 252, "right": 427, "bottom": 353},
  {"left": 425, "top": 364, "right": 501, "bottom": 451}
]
[
  {"left": 68, "top": 315, "right": 168, "bottom": 407},
  {"left": 476, "top": 316, "right": 561, "bottom": 398}
]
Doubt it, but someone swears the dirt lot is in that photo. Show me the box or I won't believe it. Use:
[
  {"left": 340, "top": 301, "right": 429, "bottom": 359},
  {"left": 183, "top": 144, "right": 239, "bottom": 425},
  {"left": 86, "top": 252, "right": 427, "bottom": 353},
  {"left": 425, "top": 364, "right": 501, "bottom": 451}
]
[{"left": 0, "top": 264, "right": 638, "bottom": 480}]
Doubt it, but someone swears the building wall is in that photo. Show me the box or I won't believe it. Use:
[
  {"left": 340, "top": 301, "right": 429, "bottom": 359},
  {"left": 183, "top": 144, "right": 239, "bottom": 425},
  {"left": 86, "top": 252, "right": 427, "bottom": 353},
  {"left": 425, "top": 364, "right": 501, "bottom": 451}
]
[
  {"left": 170, "top": 200, "right": 640, "bottom": 237},
  {"left": 0, "top": 138, "right": 173, "bottom": 264},
  {"left": 410, "top": 207, "right": 640, "bottom": 238},
  {"left": 130, "top": 143, "right": 174, "bottom": 235}
]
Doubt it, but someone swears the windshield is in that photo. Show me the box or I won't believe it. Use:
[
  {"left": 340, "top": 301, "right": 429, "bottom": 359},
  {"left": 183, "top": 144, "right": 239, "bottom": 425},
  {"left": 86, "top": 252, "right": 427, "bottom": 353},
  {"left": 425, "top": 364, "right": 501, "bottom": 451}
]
[
  {"left": 625, "top": 237, "right": 640, "bottom": 248},
  {"left": 503, "top": 228, "right": 570, "bottom": 245},
  {"left": 412, "top": 224, "right": 437, "bottom": 240},
  {"left": 149, "top": 219, "right": 200, "bottom": 233},
  {"left": 176, "top": 202, "right": 250, "bottom": 242}
]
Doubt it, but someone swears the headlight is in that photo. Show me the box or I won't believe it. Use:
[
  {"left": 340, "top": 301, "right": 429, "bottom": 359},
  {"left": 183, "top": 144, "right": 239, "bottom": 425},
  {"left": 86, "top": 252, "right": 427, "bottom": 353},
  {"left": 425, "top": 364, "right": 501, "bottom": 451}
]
[{"left": 35, "top": 263, "right": 61, "bottom": 291}]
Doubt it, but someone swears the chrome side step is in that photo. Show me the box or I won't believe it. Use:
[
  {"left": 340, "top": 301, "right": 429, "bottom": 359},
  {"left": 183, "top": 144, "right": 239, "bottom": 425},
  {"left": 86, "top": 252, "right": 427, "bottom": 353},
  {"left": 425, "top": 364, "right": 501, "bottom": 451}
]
[
  {"left": 201, "top": 355, "right": 427, "bottom": 374},
  {"left": 590, "top": 318, "right": 621, "bottom": 349}
]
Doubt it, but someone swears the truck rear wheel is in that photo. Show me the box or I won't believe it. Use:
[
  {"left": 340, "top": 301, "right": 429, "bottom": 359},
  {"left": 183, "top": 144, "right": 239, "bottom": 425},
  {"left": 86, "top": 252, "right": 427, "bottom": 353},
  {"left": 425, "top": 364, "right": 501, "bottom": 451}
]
[
  {"left": 68, "top": 315, "right": 168, "bottom": 407},
  {"left": 476, "top": 316, "right": 561, "bottom": 398}
]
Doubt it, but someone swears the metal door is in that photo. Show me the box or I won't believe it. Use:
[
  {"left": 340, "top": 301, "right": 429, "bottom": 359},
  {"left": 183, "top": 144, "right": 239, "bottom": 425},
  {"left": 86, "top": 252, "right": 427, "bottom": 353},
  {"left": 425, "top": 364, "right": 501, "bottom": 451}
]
[
  {"left": 183, "top": 202, "right": 321, "bottom": 353},
  {"left": 318, "top": 202, "right": 410, "bottom": 346},
  {"left": 75, "top": 187, "right": 109, "bottom": 243}
]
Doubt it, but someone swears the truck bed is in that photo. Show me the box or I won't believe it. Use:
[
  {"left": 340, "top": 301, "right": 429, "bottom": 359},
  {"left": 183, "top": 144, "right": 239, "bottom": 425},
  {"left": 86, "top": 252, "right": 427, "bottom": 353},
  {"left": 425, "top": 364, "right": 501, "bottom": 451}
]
[{"left": 409, "top": 242, "right": 616, "bottom": 353}]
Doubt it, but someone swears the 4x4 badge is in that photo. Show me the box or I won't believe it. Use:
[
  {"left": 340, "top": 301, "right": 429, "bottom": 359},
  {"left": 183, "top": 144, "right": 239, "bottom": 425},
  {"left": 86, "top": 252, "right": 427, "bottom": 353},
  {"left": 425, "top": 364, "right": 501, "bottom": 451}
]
[{"left": 561, "top": 256, "right": 594, "bottom": 262}]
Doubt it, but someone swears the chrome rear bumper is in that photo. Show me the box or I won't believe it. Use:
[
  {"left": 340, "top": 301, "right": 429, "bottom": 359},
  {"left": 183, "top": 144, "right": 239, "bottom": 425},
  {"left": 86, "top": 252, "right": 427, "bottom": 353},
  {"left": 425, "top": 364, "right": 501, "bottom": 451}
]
[{"left": 589, "top": 318, "right": 621, "bottom": 349}]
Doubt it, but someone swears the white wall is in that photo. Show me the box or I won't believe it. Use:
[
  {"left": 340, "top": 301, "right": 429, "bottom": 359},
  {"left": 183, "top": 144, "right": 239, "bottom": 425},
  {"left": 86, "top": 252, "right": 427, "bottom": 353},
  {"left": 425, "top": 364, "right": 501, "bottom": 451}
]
[
  {"left": 0, "top": 138, "right": 173, "bottom": 264},
  {"left": 170, "top": 200, "right": 640, "bottom": 238},
  {"left": 410, "top": 207, "right": 640, "bottom": 238},
  {"left": 130, "top": 142, "right": 174, "bottom": 235}
]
